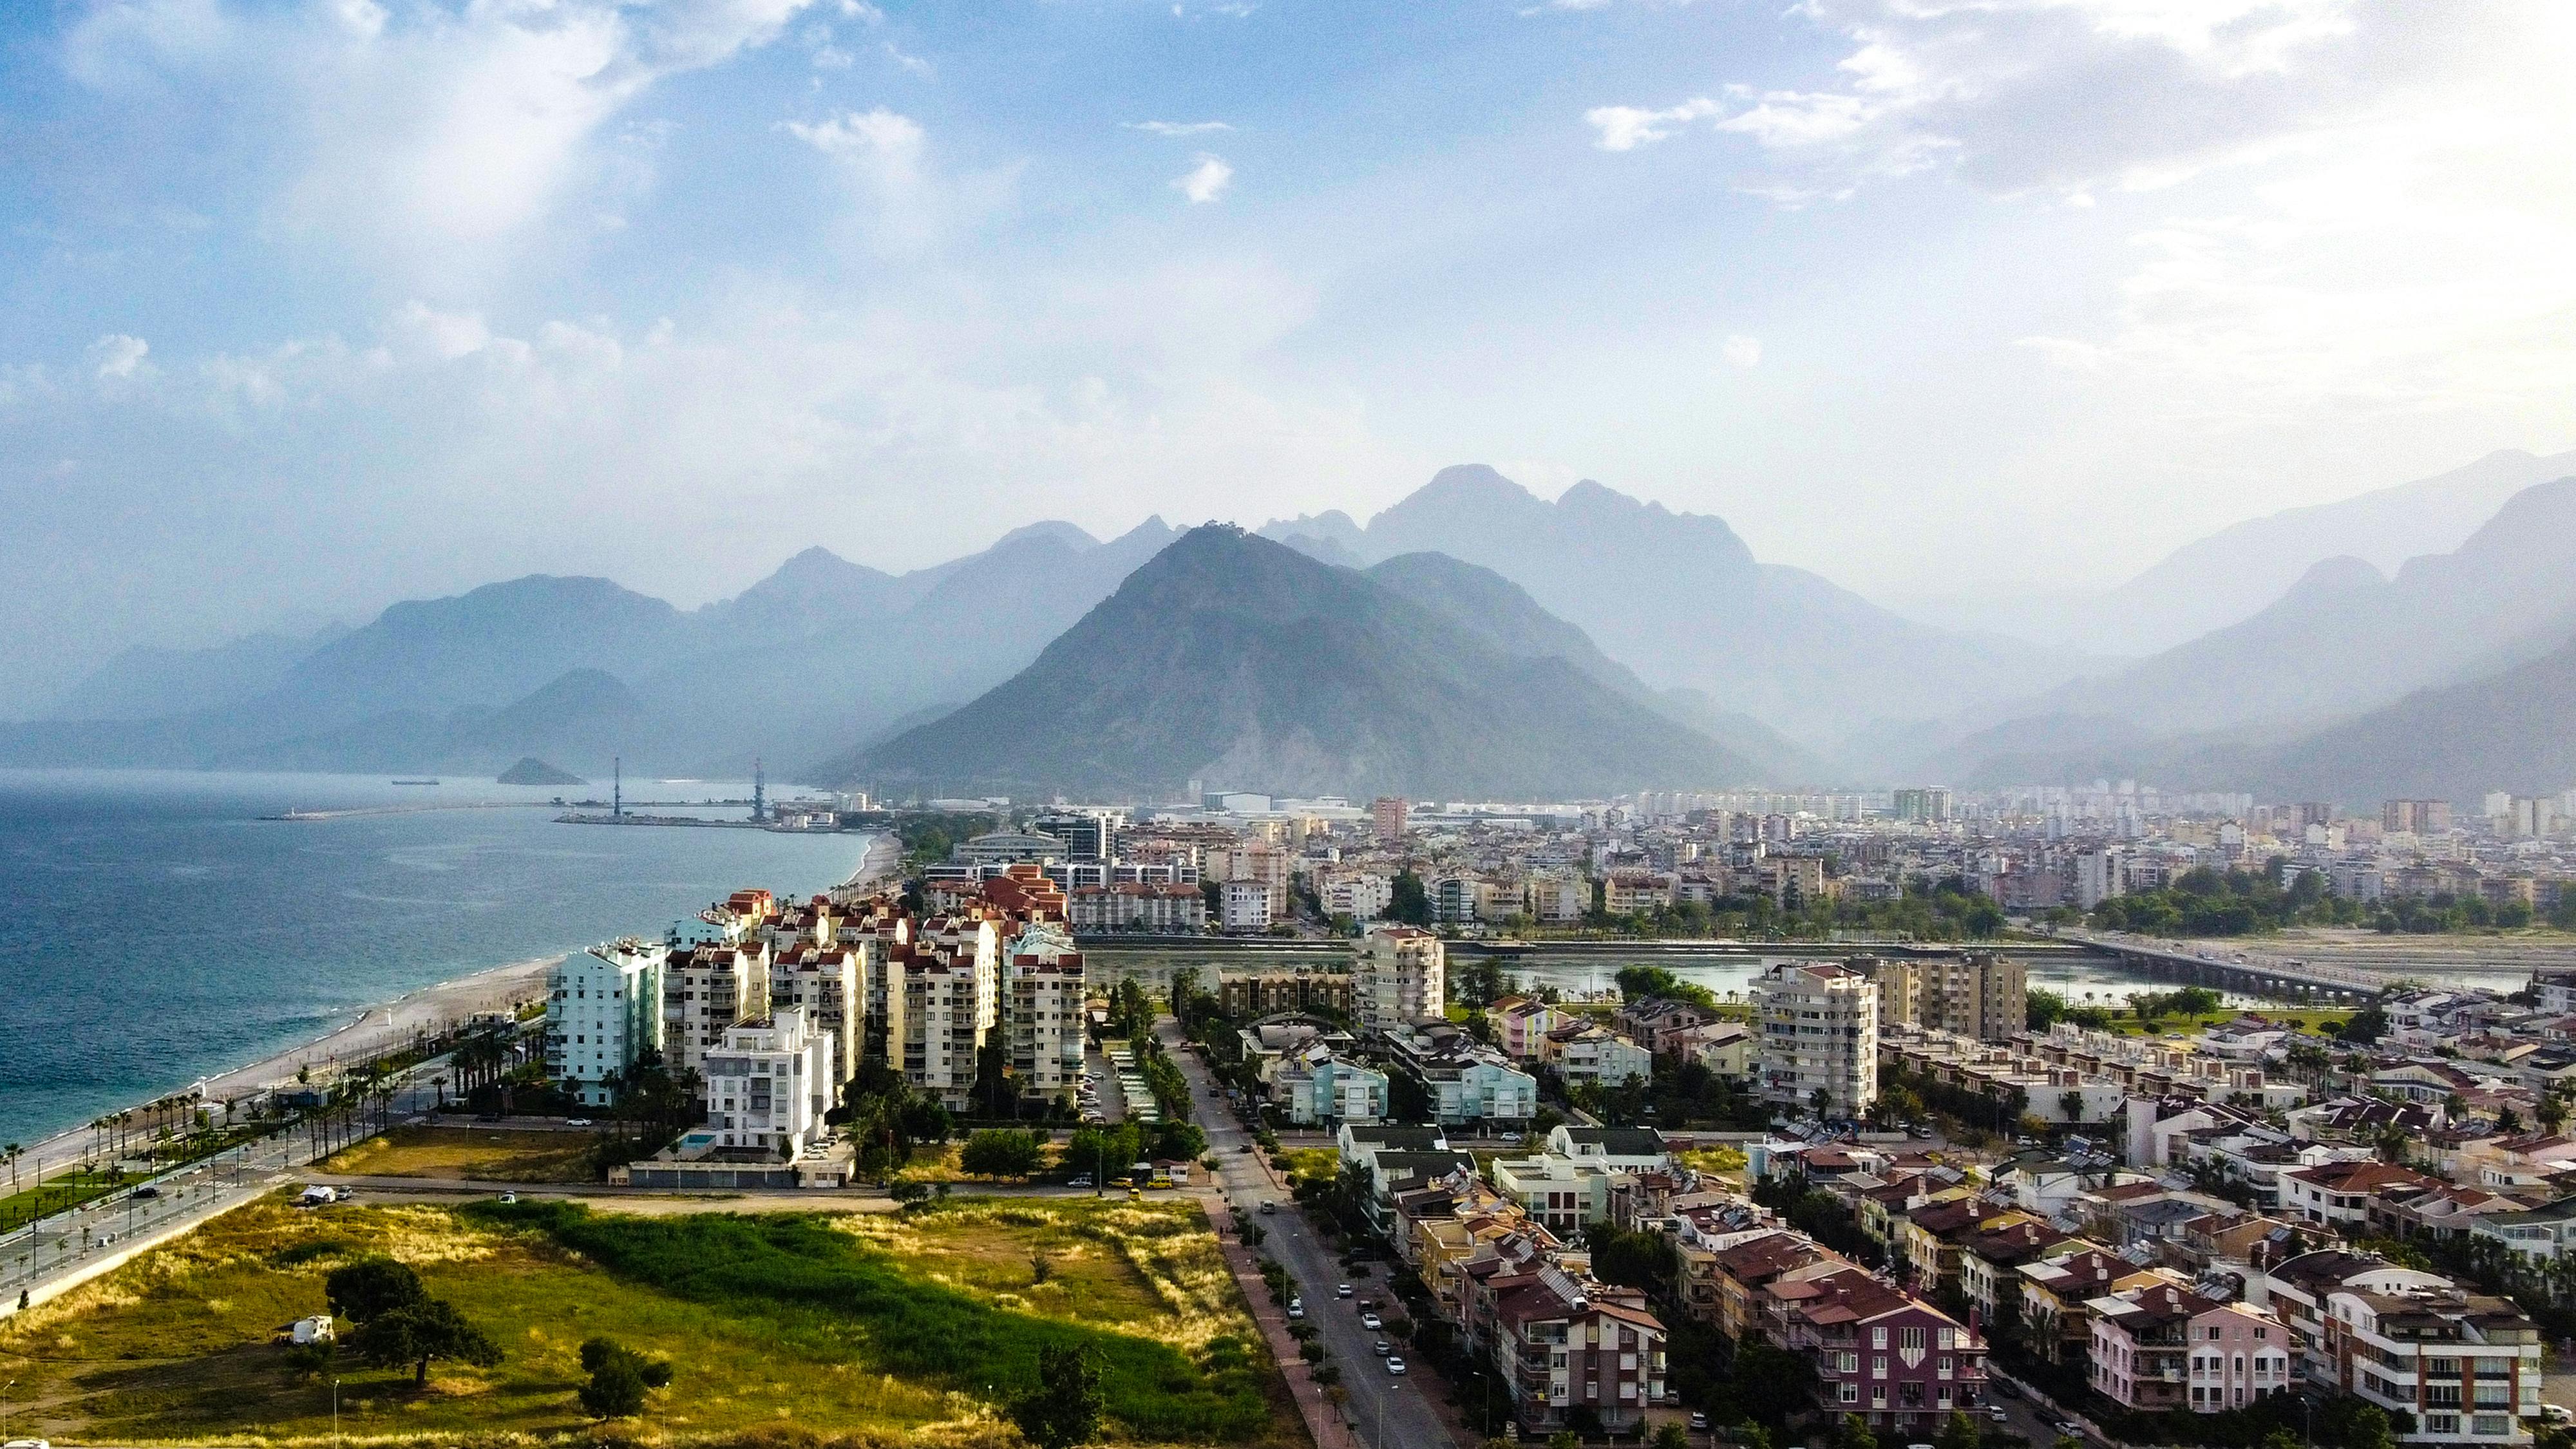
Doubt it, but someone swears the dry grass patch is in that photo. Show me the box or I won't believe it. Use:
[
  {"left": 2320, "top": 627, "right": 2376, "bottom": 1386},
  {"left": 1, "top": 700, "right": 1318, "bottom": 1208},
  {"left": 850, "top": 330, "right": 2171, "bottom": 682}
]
[{"left": 319, "top": 1126, "right": 600, "bottom": 1183}]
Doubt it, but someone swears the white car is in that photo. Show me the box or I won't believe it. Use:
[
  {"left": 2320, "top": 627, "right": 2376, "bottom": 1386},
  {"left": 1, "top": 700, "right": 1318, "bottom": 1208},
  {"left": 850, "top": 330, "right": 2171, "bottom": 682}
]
[
  {"left": 566, "top": 1118, "right": 592, "bottom": 1127},
  {"left": 1359, "top": 1312, "right": 1383, "bottom": 1331},
  {"left": 1385, "top": 1357, "right": 1406, "bottom": 1375}
]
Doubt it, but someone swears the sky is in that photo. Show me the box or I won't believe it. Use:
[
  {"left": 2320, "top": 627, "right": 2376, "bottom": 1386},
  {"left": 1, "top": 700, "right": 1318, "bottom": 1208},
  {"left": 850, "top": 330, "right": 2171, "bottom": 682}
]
[{"left": 3, "top": 0, "right": 2573, "bottom": 706}]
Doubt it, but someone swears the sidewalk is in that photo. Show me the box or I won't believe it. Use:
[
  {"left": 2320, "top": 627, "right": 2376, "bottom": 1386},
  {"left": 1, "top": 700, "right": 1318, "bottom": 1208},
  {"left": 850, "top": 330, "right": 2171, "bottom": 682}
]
[{"left": 1202, "top": 1186, "right": 1354, "bottom": 1449}]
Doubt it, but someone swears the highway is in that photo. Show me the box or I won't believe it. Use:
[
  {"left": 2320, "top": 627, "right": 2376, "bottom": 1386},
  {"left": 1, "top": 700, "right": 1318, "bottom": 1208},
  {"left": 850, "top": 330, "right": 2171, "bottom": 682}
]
[
  {"left": 1159, "top": 1018, "right": 1460, "bottom": 1449},
  {"left": 1, "top": 1056, "right": 453, "bottom": 1311}
]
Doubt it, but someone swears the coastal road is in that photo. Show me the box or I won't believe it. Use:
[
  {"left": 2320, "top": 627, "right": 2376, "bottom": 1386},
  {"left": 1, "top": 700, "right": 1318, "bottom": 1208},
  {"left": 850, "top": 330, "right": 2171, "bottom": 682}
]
[
  {"left": 1, "top": 1054, "right": 455, "bottom": 1312},
  {"left": 1157, "top": 1018, "right": 1460, "bottom": 1449}
]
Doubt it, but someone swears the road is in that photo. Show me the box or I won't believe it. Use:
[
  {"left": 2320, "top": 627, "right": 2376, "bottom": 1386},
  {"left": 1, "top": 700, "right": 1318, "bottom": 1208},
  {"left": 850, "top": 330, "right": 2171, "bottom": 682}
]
[
  {"left": 1, "top": 1052, "right": 457, "bottom": 1309},
  {"left": 1157, "top": 1018, "right": 1459, "bottom": 1449}
]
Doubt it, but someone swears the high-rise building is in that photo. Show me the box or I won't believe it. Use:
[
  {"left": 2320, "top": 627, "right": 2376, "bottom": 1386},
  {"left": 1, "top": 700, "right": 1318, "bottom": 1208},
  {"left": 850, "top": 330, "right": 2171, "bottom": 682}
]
[
  {"left": 2383, "top": 799, "right": 2454, "bottom": 836},
  {"left": 662, "top": 940, "right": 772, "bottom": 1081},
  {"left": 1752, "top": 960, "right": 1877, "bottom": 1113},
  {"left": 1920, "top": 952, "right": 2027, "bottom": 1043},
  {"left": 1892, "top": 787, "right": 1953, "bottom": 824},
  {"left": 1371, "top": 796, "right": 1410, "bottom": 846},
  {"left": 1004, "top": 922, "right": 1086, "bottom": 1103},
  {"left": 2073, "top": 849, "right": 2125, "bottom": 909},
  {"left": 770, "top": 940, "right": 867, "bottom": 1090},
  {"left": 1354, "top": 924, "right": 1444, "bottom": 1029},
  {"left": 701, "top": 1007, "right": 836, "bottom": 1160},
  {"left": 547, "top": 938, "right": 667, "bottom": 1107}
]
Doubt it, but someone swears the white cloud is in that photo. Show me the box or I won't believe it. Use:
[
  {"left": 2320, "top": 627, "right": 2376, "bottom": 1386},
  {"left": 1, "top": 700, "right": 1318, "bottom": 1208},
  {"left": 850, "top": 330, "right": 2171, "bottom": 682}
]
[
  {"left": 884, "top": 41, "right": 931, "bottom": 75},
  {"left": 64, "top": 0, "right": 819, "bottom": 274},
  {"left": 1174, "top": 153, "right": 1233, "bottom": 204},
  {"left": 1128, "top": 120, "right": 1233, "bottom": 137},
  {"left": 90, "top": 335, "right": 151, "bottom": 380},
  {"left": 1721, "top": 335, "right": 1761, "bottom": 369},
  {"left": 1586, "top": 99, "right": 1718, "bottom": 151},
  {"left": 787, "top": 106, "right": 925, "bottom": 182},
  {"left": 1595, "top": 1, "right": 2576, "bottom": 410}
]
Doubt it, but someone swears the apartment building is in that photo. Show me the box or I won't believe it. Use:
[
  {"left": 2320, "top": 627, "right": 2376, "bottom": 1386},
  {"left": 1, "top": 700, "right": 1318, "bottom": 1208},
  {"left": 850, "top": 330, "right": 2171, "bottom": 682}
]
[
  {"left": 1478, "top": 1261, "right": 1667, "bottom": 1436},
  {"left": 1491, "top": 996, "right": 1563, "bottom": 1059},
  {"left": 1283, "top": 1050, "right": 1389, "bottom": 1126},
  {"left": 1547, "top": 1021, "right": 1654, "bottom": 1089},
  {"left": 1356, "top": 924, "right": 1445, "bottom": 1028},
  {"left": 2091, "top": 1285, "right": 2292, "bottom": 1415},
  {"left": 2324, "top": 1285, "right": 2541, "bottom": 1444},
  {"left": 1779, "top": 1264, "right": 1987, "bottom": 1431},
  {"left": 546, "top": 938, "right": 667, "bottom": 1106},
  {"left": 769, "top": 940, "right": 865, "bottom": 1090},
  {"left": 1220, "top": 879, "right": 1274, "bottom": 933},
  {"left": 701, "top": 1006, "right": 837, "bottom": 1160},
  {"left": 898, "top": 913, "right": 999, "bottom": 1110},
  {"left": 1318, "top": 870, "right": 1393, "bottom": 922},
  {"left": 663, "top": 940, "right": 772, "bottom": 1081},
  {"left": 1382, "top": 1023, "right": 1539, "bottom": 1127},
  {"left": 1066, "top": 882, "right": 1207, "bottom": 933},
  {"left": 1220, "top": 970, "right": 1353, "bottom": 1019},
  {"left": 1754, "top": 960, "right": 1878, "bottom": 1113},
  {"left": 1005, "top": 925, "right": 1086, "bottom": 1103}
]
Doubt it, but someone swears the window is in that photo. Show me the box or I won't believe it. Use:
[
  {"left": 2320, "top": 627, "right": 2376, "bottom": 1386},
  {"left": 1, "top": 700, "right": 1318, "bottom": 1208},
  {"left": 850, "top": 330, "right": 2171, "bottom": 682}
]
[
  {"left": 1841, "top": 1383, "right": 1859, "bottom": 1405},
  {"left": 2475, "top": 1417, "right": 2510, "bottom": 1437},
  {"left": 1873, "top": 1328, "right": 1889, "bottom": 1349},
  {"left": 1874, "top": 1357, "right": 1888, "bottom": 1379},
  {"left": 2425, "top": 1416, "right": 2459, "bottom": 1436}
]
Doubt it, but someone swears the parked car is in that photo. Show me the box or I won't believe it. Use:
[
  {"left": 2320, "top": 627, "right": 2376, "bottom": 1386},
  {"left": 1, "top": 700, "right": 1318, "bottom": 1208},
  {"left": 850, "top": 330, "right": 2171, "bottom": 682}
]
[
  {"left": 1258, "top": 1200, "right": 1277, "bottom": 1215},
  {"left": 1336, "top": 1284, "right": 1353, "bottom": 1298},
  {"left": 1359, "top": 1312, "right": 1383, "bottom": 1331},
  {"left": 566, "top": 1118, "right": 592, "bottom": 1127},
  {"left": 1068, "top": 1175, "right": 1093, "bottom": 1188},
  {"left": 497, "top": 1191, "right": 518, "bottom": 1204},
  {"left": 2056, "top": 1422, "right": 2086, "bottom": 1439},
  {"left": 1374, "top": 1340, "right": 1392, "bottom": 1356},
  {"left": 1689, "top": 1413, "right": 1710, "bottom": 1430},
  {"left": 1989, "top": 1407, "right": 2010, "bottom": 1424},
  {"left": 1384, "top": 1357, "right": 1406, "bottom": 1375}
]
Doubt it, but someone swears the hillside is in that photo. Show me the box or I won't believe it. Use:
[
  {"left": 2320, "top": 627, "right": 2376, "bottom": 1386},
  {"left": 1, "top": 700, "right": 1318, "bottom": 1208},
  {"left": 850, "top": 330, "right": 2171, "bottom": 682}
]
[
  {"left": 835, "top": 526, "right": 1757, "bottom": 798},
  {"left": 1267, "top": 465, "right": 2098, "bottom": 746}
]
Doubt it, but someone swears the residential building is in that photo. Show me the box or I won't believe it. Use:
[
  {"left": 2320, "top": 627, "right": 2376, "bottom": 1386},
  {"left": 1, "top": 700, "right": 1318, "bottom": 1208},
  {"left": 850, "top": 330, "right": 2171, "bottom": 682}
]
[
  {"left": 2020, "top": 1247, "right": 2152, "bottom": 1366},
  {"left": 701, "top": 1006, "right": 837, "bottom": 1160},
  {"left": 1319, "top": 871, "right": 1394, "bottom": 922},
  {"left": 2323, "top": 1285, "right": 2541, "bottom": 1444},
  {"left": 1220, "top": 878, "right": 1274, "bottom": 933},
  {"left": 2091, "top": 1285, "right": 2292, "bottom": 1415},
  {"left": 769, "top": 939, "right": 865, "bottom": 1090},
  {"left": 1491, "top": 996, "right": 1563, "bottom": 1060},
  {"left": 1356, "top": 925, "right": 1445, "bottom": 1028},
  {"left": 1067, "top": 882, "right": 1207, "bottom": 933},
  {"left": 662, "top": 940, "right": 772, "bottom": 1081},
  {"left": 1777, "top": 1264, "right": 1987, "bottom": 1431},
  {"left": 1221, "top": 971, "right": 1354, "bottom": 1019},
  {"left": 1754, "top": 960, "right": 1878, "bottom": 1113},
  {"left": 1372, "top": 796, "right": 1409, "bottom": 846},
  {"left": 1005, "top": 923, "right": 1085, "bottom": 1103},
  {"left": 1548, "top": 1021, "right": 1654, "bottom": 1089},
  {"left": 2278, "top": 1159, "right": 2443, "bottom": 1233},
  {"left": 547, "top": 938, "right": 667, "bottom": 1107},
  {"left": 1283, "top": 1050, "right": 1390, "bottom": 1126},
  {"left": 1383, "top": 1023, "right": 1540, "bottom": 1127},
  {"left": 1486, "top": 1265, "right": 1667, "bottom": 1436}
]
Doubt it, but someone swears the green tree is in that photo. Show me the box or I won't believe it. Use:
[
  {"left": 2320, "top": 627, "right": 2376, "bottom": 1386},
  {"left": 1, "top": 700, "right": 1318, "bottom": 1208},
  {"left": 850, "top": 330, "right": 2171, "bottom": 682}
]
[
  {"left": 324, "top": 1257, "right": 425, "bottom": 1323},
  {"left": 1654, "top": 1425, "right": 1690, "bottom": 1449},
  {"left": 2027, "top": 988, "right": 2070, "bottom": 1031},
  {"left": 1836, "top": 1412, "right": 1878, "bottom": 1449},
  {"left": 1010, "top": 1343, "right": 1106, "bottom": 1449},
  {"left": 576, "top": 1337, "right": 672, "bottom": 1418},
  {"left": 350, "top": 1298, "right": 501, "bottom": 1387},
  {"left": 1939, "top": 1408, "right": 1982, "bottom": 1449},
  {"left": 1388, "top": 870, "right": 1432, "bottom": 926},
  {"left": 960, "top": 1128, "right": 1045, "bottom": 1178},
  {"left": 2262, "top": 1431, "right": 2303, "bottom": 1449}
]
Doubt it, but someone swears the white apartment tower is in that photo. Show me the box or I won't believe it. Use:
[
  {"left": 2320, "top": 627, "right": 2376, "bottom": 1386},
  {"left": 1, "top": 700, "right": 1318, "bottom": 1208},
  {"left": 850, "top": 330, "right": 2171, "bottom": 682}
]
[
  {"left": 900, "top": 913, "right": 999, "bottom": 1110},
  {"left": 701, "top": 1006, "right": 837, "bottom": 1160},
  {"left": 1752, "top": 960, "right": 1878, "bottom": 1113},
  {"left": 547, "top": 938, "right": 667, "bottom": 1107},
  {"left": 770, "top": 940, "right": 868, "bottom": 1090},
  {"left": 1355, "top": 925, "right": 1445, "bottom": 1030}
]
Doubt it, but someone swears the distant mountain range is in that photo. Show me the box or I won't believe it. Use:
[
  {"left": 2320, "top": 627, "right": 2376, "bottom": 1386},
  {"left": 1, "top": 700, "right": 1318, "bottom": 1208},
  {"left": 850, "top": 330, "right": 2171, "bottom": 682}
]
[
  {"left": 1933, "top": 473, "right": 2576, "bottom": 803},
  {"left": 1262, "top": 466, "right": 2103, "bottom": 748},
  {"left": 1904, "top": 446, "right": 2576, "bottom": 658},
  {"left": 0, "top": 520, "right": 1182, "bottom": 779},
  {"left": 835, "top": 526, "right": 1761, "bottom": 799},
  {"left": 14, "top": 447, "right": 2576, "bottom": 807}
]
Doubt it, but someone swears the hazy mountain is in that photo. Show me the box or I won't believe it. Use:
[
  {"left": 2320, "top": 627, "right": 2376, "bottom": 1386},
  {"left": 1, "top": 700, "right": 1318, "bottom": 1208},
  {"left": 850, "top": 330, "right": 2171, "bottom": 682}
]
[
  {"left": 1904, "top": 447, "right": 2576, "bottom": 656},
  {"left": 1267, "top": 465, "right": 2098, "bottom": 746},
  {"left": 0, "top": 518, "right": 1180, "bottom": 777},
  {"left": 2221, "top": 635, "right": 2576, "bottom": 804},
  {"left": 499, "top": 757, "right": 587, "bottom": 787},
  {"left": 41, "top": 624, "right": 347, "bottom": 721},
  {"left": 1992, "top": 477, "right": 2576, "bottom": 740},
  {"left": 834, "top": 526, "right": 1757, "bottom": 799},
  {"left": 1361, "top": 551, "right": 1825, "bottom": 782}
]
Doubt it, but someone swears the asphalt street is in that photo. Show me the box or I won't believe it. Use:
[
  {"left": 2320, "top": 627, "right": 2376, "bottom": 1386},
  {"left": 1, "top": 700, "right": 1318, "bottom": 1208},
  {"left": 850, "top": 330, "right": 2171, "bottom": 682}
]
[{"left": 1159, "top": 1017, "right": 1460, "bottom": 1449}]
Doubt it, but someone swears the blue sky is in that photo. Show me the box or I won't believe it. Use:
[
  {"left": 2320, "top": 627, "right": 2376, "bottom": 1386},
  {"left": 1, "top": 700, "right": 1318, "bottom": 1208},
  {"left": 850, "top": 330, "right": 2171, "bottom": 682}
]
[{"left": 2, "top": 0, "right": 2571, "bottom": 705}]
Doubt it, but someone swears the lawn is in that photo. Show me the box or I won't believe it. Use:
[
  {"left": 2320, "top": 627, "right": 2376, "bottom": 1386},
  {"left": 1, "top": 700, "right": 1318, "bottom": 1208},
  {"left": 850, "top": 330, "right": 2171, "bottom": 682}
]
[
  {"left": 317, "top": 1126, "right": 601, "bottom": 1183},
  {"left": 0, "top": 1191, "right": 1301, "bottom": 1449},
  {"left": 1271, "top": 1148, "right": 1337, "bottom": 1186}
]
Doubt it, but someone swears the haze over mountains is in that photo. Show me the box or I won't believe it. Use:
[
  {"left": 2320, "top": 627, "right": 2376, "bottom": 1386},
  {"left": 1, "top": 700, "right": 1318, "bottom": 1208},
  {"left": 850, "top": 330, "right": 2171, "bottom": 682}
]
[
  {"left": 841, "top": 527, "right": 1759, "bottom": 799},
  {"left": 8, "top": 448, "right": 2575, "bottom": 807}
]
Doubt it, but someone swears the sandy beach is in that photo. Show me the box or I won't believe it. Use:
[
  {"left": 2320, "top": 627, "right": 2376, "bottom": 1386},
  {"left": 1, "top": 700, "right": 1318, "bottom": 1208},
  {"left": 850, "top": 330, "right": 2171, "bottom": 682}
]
[{"left": 11, "top": 828, "right": 893, "bottom": 1179}]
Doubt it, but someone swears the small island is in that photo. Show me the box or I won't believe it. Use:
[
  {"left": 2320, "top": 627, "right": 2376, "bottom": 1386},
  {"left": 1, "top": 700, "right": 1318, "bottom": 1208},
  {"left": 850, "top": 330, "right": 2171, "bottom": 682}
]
[{"left": 497, "top": 757, "right": 586, "bottom": 787}]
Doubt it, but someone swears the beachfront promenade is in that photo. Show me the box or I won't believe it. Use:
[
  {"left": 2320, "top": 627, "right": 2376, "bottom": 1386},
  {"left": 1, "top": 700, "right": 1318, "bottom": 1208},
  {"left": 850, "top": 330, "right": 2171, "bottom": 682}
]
[{"left": 0, "top": 1054, "right": 453, "bottom": 1318}]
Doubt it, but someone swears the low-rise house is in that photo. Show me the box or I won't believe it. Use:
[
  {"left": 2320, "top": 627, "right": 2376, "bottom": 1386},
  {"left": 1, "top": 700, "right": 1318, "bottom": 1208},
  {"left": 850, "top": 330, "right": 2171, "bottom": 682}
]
[
  {"left": 1490, "top": 996, "right": 1563, "bottom": 1060},
  {"left": 1614, "top": 997, "right": 1717, "bottom": 1056},
  {"left": 1958, "top": 1218, "right": 2079, "bottom": 1320},
  {"left": 1548, "top": 1020, "right": 1655, "bottom": 1089},
  {"left": 1547, "top": 1125, "right": 1670, "bottom": 1172},
  {"left": 2469, "top": 1197, "right": 2576, "bottom": 1264},
  {"left": 2278, "top": 1159, "right": 2443, "bottom": 1233},
  {"left": 2021, "top": 1247, "right": 2150, "bottom": 1365},
  {"left": 1281, "top": 1048, "right": 1390, "bottom": 1126},
  {"left": 1488, "top": 1266, "right": 1668, "bottom": 1436},
  {"left": 1770, "top": 1265, "right": 1987, "bottom": 1432}
]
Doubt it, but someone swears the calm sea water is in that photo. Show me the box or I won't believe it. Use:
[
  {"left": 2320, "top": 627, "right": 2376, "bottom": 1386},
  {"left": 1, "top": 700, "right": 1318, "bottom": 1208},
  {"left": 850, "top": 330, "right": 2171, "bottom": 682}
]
[{"left": 0, "top": 770, "right": 869, "bottom": 1151}]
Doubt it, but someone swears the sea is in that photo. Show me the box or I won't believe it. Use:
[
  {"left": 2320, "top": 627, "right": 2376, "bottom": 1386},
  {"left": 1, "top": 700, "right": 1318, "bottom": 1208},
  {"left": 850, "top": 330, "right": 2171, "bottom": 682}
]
[{"left": 0, "top": 769, "right": 873, "bottom": 1153}]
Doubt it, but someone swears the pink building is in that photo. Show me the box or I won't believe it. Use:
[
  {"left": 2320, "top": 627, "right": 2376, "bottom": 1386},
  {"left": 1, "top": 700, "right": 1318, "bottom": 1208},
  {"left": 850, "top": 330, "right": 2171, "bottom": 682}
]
[{"left": 2092, "top": 1282, "right": 2293, "bottom": 1414}]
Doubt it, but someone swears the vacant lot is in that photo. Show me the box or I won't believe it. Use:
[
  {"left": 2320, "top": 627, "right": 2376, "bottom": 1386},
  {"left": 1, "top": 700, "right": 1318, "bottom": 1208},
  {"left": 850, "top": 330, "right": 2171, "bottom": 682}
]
[
  {"left": 318, "top": 1126, "right": 600, "bottom": 1183},
  {"left": 0, "top": 1191, "right": 1300, "bottom": 1449}
]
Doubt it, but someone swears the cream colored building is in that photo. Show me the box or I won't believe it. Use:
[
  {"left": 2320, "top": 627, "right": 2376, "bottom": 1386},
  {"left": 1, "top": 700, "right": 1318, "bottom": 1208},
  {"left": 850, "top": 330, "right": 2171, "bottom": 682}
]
[
  {"left": 1356, "top": 925, "right": 1446, "bottom": 1028},
  {"left": 1752, "top": 959, "right": 1877, "bottom": 1112}
]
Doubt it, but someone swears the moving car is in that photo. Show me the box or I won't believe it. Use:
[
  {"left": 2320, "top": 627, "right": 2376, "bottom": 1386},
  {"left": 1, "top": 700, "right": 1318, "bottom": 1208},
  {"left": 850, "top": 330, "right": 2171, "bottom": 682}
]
[
  {"left": 1258, "top": 1200, "right": 1277, "bottom": 1214},
  {"left": 1385, "top": 1357, "right": 1406, "bottom": 1375},
  {"left": 1359, "top": 1312, "right": 1383, "bottom": 1331},
  {"left": 1336, "top": 1283, "right": 1353, "bottom": 1298},
  {"left": 1373, "top": 1340, "right": 1391, "bottom": 1355}
]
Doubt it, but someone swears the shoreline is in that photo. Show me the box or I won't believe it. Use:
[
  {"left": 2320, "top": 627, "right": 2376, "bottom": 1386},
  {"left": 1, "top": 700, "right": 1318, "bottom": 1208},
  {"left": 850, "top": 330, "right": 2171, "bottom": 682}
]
[{"left": 10, "top": 828, "right": 895, "bottom": 1180}]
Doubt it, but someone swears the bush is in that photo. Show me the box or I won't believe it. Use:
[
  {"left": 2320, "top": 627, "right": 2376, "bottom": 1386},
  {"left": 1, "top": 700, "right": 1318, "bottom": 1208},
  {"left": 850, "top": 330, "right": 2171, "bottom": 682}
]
[{"left": 960, "top": 1128, "right": 1045, "bottom": 1179}]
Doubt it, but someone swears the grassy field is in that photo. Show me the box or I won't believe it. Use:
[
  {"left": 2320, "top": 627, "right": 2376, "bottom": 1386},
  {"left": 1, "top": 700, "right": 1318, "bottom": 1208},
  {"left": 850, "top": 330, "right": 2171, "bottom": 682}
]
[
  {"left": 0, "top": 1193, "right": 1300, "bottom": 1449},
  {"left": 1271, "top": 1148, "right": 1336, "bottom": 1185},
  {"left": 317, "top": 1126, "right": 601, "bottom": 1183},
  {"left": 1675, "top": 1144, "right": 1748, "bottom": 1182}
]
